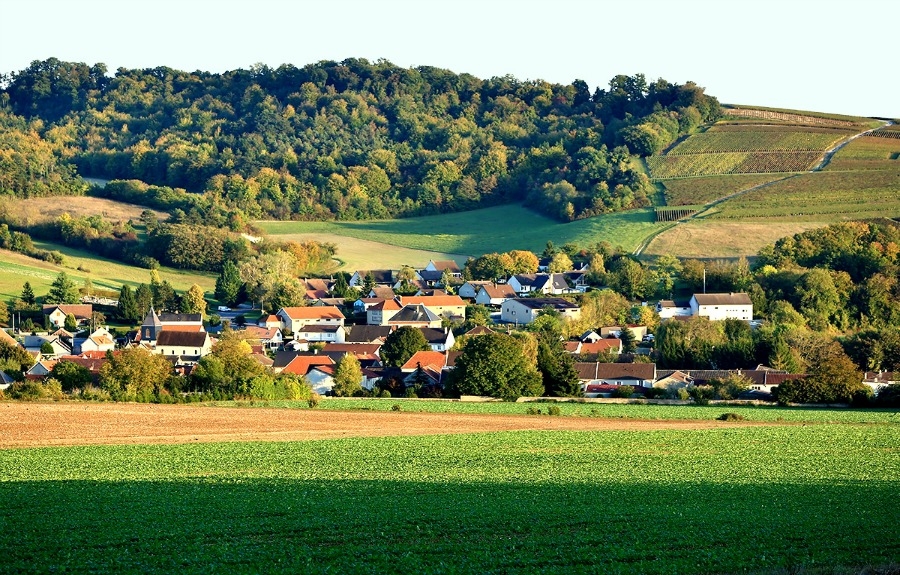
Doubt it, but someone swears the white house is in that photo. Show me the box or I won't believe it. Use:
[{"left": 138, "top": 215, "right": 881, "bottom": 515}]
[
  {"left": 507, "top": 273, "right": 570, "bottom": 295},
  {"left": 276, "top": 306, "right": 345, "bottom": 335},
  {"left": 656, "top": 299, "right": 692, "bottom": 319},
  {"left": 475, "top": 284, "right": 517, "bottom": 306},
  {"left": 500, "top": 298, "right": 581, "bottom": 325},
  {"left": 690, "top": 293, "right": 753, "bottom": 321},
  {"left": 77, "top": 327, "right": 116, "bottom": 354},
  {"left": 458, "top": 280, "right": 493, "bottom": 299},
  {"left": 154, "top": 331, "right": 212, "bottom": 364},
  {"left": 294, "top": 324, "right": 347, "bottom": 344}
]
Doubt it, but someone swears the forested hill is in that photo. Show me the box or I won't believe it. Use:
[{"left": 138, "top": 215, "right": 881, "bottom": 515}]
[{"left": 0, "top": 58, "right": 720, "bottom": 223}]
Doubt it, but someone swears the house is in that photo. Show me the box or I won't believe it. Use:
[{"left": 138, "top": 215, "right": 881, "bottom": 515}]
[
  {"left": 367, "top": 299, "right": 403, "bottom": 326},
  {"left": 42, "top": 304, "right": 93, "bottom": 328},
  {"left": 387, "top": 304, "right": 443, "bottom": 329},
  {"left": 690, "top": 293, "right": 753, "bottom": 321},
  {"left": 368, "top": 286, "right": 397, "bottom": 300},
  {"left": 55, "top": 352, "right": 111, "bottom": 382},
  {"left": 458, "top": 280, "right": 493, "bottom": 299},
  {"left": 349, "top": 270, "right": 395, "bottom": 288},
  {"left": 500, "top": 298, "right": 581, "bottom": 325},
  {"left": 653, "top": 370, "right": 694, "bottom": 392},
  {"left": 302, "top": 278, "right": 332, "bottom": 300},
  {"left": 566, "top": 338, "right": 622, "bottom": 357},
  {"left": 401, "top": 350, "right": 451, "bottom": 387},
  {"left": 294, "top": 324, "right": 347, "bottom": 344},
  {"left": 420, "top": 327, "right": 455, "bottom": 352},
  {"left": 280, "top": 353, "right": 334, "bottom": 377},
  {"left": 0, "top": 328, "right": 18, "bottom": 347},
  {"left": 26, "top": 359, "right": 57, "bottom": 380},
  {"left": 475, "top": 284, "right": 517, "bottom": 307},
  {"left": 276, "top": 306, "right": 345, "bottom": 334},
  {"left": 154, "top": 331, "right": 212, "bottom": 364},
  {"left": 656, "top": 299, "right": 692, "bottom": 319},
  {"left": 23, "top": 335, "right": 71, "bottom": 358},
  {"left": 580, "top": 330, "right": 601, "bottom": 343},
  {"left": 306, "top": 365, "right": 338, "bottom": 395},
  {"left": 599, "top": 325, "right": 648, "bottom": 341},
  {"left": 258, "top": 314, "right": 282, "bottom": 329},
  {"left": 424, "top": 260, "right": 462, "bottom": 276},
  {"left": 863, "top": 371, "right": 899, "bottom": 394},
  {"left": 398, "top": 295, "right": 466, "bottom": 319},
  {"left": 321, "top": 343, "right": 382, "bottom": 367},
  {"left": 76, "top": 327, "right": 116, "bottom": 354},
  {"left": 242, "top": 325, "right": 284, "bottom": 350},
  {"left": 346, "top": 325, "right": 394, "bottom": 344},
  {"left": 578, "top": 363, "right": 657, "bottom": 395},
  {"left": 159, "top": 312, "right": 204, "bottom": 327},
  {"left": 507, "top": 273, "right": 570, "bottom": 295}
]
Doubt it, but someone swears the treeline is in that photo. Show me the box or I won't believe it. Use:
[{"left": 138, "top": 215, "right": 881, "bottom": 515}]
[{"left": 1, "top": 58, "right": 721, "bottom": 222}]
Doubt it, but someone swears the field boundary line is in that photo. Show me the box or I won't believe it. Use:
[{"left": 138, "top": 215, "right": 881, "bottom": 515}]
[{"left": 812, "top": 120, "right": 894, "bottom": 171}]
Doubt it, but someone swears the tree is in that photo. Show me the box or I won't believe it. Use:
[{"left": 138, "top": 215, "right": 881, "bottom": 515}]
[
  {"left": 654, "top": 254, "right": 682, "bottom": 297},
  {"left": 332, "top": 353, "right": 363, "bottom": 397},
  {"left": 548, "top": 252, "right": 573, "bottom": 273},
  {"left": 381, "top": 326, "right": 430, "bottom": 367},
  {"left": 100, "top": 347, "right": 173, "bottom": 399},
  {"left": 117, "top": 285, "right": 140, "bottom": 323},
  {"left": 440, "top": 268, "right": 455, "bottom": 294},
  {"left": 181, "top": 284, "right": 208, "bottom": 316},
  {"left": 507, "top": 250, "right": 539, "bottom": 274},
  {"left": 215, "top": 260, "right": 243, "bottom": 306},
  {"left": 50, "top": 360, "right": 92, "bottom": 392},
  {"left": 396, "top": 266, "right": 418, "bottom": 294},
  {"left": 608, "top": 258, "right": 653, "bottom": 300},
  {"left": 40, "top": 341, "right": 55, "bottom": 355},
  {"left": 153, "top": 280, "right": 177, "bottom": 312},
  {"left": 448, "top": 333, "right": 543, "bottom": 400},
  {"left": 463, "top": 304, "right": 492, "bottom": 329},
  {"left": 536, "top": 332, "right": 581, "bottom": 397},
  {"left": 63, "top": 313, "right": 77, "bottom": 332},
  {"left": 0, "top": 303, "right": 8, "bottom": 327},
  {"left": 191, "top": 335, "right": 266, "bottom": 396},
  {"left": 362, "top": 271, "right": 377, "bottom": 294},
  {"left": 134, "top": 283, "right": 153, "bottom": 319},
  {"left": 618, "top": 326, "right": 637, "bottom": 353},
  {"left": 20, "top": 282, "right": 36, "bottom": 306},
  {"left": 46, "top": 272, "right": 79, "bottom": 304},
  {"left": 81, "top": 277, "right": 93, "bottom": 297}
]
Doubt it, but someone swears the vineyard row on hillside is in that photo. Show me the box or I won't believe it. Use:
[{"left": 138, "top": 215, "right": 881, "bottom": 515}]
[{"left": 648, "top": 152, "right": 820, "bottom": 179}]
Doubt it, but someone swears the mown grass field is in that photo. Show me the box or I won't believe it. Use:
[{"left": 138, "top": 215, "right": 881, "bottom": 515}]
[
  {"left": 0, "top": 196, "right": 166, "bottom": 227},
  {"left": 259, "top": 204, "right": 662, "bottom": 260},
  {"left": 641, "top": 220, "right": 825, "bottom": 259},
  {"left": 0, "top": 242, "right": 215, "bottom": 301},
  {"left": 1, "top": 423, "right": 897, "bottom": 574}
]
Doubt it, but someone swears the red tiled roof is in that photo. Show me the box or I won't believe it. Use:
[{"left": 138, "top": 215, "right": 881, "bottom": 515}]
[
  {"left": 280, "top": 306, "right": 343, "bottom": 320},
  {"left": 401, "top": 351, "right": 448, "bottom": 372},
  {"left": 281, "top": 355, "right": 334, "bottom": 376},
  {"left": 579, "top": 339, "right": 622, "bottom": 354},
  {"left": 400, "top": 295, "right": 466, "bottom": 307}
]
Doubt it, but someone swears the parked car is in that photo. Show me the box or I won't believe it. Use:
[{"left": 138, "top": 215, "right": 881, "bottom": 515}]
[{"left": 217, "top": 306, "right": 232, "bottom": 312}]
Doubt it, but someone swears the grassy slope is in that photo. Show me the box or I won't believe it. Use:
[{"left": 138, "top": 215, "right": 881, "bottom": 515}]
[
  {"left": 0, "top": 242, "right": 215, "bottom": 301},
  {"left": 259, "top": 204, "right": 661, "bottom": 260},
  {"left": 0, "top": 424, "right": 897, "bottom": 574}
]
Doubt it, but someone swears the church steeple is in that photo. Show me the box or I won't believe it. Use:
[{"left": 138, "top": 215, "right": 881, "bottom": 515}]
[{"left": 142, "top": 307, "right": 162, "bottom": 342}]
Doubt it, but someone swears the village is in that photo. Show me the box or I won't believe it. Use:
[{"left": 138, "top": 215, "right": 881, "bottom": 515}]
[{"left": 3, "top": 256, "right": 893, "bottom": 402}]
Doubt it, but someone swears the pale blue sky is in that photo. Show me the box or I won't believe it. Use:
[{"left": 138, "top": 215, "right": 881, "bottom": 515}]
[{"left": 2, "top": 0, "right": 897, "bottom": 117}]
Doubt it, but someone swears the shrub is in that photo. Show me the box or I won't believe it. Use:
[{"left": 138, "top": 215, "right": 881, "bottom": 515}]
[
  {"left": 689, "top": 385, "right": 715, "bottom": 406},
  {"left": 307, "top": 393, "right": 320, "bottom": 408},
  {"left": 404, "top": 388, "right": 418, "bottom": 398},
  {"left": 875, "top": 383, "right": 900, "bottom": 407},
  {"left": 676, "top": 388, "right": 691, "bottom": 400},
  {"left": 526, "top": 406, "right": 541, "bottom": 415},
  {"left": 717, "top": 412, "right": 746, "bottom": 421},
  {"left": 391, "top": 404, "right": 402, "bottom": 412},
  {"left": 380, "top": 389, "right": 392, "bottom": 398},
  {"left": 547, "top": 405, "right": 561, "bottom": 416},
  {"left": 8, "top": 380, "right": 52, "bottom": 400},
  {"left": 613, "top": 385, "right": 635, "bottom": 399},
  {"left": 644, "top": 387, "right": 667, "bottom": 399},
  {"left": 78, "top": 385, "right": 111, "bottom": 401}
]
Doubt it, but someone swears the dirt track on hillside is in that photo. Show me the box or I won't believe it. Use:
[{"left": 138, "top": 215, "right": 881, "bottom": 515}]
[{"left": 0, "top": 402, "right": 759, "bottom": 448}]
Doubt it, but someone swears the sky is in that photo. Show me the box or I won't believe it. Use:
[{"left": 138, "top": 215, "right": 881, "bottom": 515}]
[{"left": 2, "top": 0, "right": 897, "bottom": 118}]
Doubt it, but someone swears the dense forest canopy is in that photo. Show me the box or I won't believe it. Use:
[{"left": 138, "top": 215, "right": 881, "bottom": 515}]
[{"left": 0, "top": 58, "right": 721, "bottom": 222}]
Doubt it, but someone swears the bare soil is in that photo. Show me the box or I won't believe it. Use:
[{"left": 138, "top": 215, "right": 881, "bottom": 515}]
[{"left": 0, "top": 402, "right": 758, "bottom": 448}]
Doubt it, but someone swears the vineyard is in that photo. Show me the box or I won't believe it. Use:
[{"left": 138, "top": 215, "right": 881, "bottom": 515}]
[
  {"left": 661, "top": 174, "right": 785, "bottom": 205},
  {"left": 824, "top": 135, "right": 900, "bottom": 171},
  {"left": 723, "top": 107, "right": 868, "bottom": 127},
  {"left": 708, "top": 169, "right": 900, "bottom": 221},
  {"left": 647, "top": 151, "right": 821, "bottom": 178},
  {"left": 667, "top": 126, "right": 850, "bottom": 155},
  {"left": 654, "top": 207, "right": 699, "bottom": 222},
  {"left": 871, "top": 124, "right": 900, "bottom": 139}
]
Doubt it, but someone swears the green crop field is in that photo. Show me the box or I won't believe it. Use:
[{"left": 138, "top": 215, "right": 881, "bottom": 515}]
[
  {"left": 224, "top": 398, "right": 900, "bottom": 425},
  {"left": 0, "top": 242, "right": 215, "bottom": 301},
  {"left": 258, "top": 204, "right": 663, "bottom": 262},
  {"left": 647, "top": 151, "right": 821, "bottom": 178},
  {"left": 706, "top": 169, "right": 900, "bottom": 221},
  {"left": 1, "top": 424, "right": 897, "bottom": 574},
  {"left": 661, "top": 174, "right": 787, "bottom": 206}
]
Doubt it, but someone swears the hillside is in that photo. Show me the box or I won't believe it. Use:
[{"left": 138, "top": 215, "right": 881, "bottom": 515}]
[{"left": 641, "top": 105, "right": 899, "bottom": 259}]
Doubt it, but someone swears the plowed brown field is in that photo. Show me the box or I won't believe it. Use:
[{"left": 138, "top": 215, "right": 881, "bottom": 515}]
[{"left": 0, "top": 402, "right": 761, "bottom": 448}]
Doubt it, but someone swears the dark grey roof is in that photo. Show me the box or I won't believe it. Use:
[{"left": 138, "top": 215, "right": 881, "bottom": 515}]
[
  {"left": 143, "top": 308, "right": 162, "bottom": 327},
  {"left": 346, "top": 325, "right": 393, "bottom": 343},
  {"left": 159, "top": 313, "right": 202, "bottom": 323},
  {"left": 418, "top": 270, "right": 444, "bottom": 282},
  {"left": 389, "top": 304, "right": 440, "bottom": 323},
  {"left": 357, "top": 270, "right": 394, "bottom": 284},
  {"left": 156, "top": 331, "right": 208, "bottom": 347},
  {"left": 692, "top": 293, "right": 752, "bottom": 306},
  {"left": 510, "top": 297, "right": 578, "bottom": 311},
  {"left": 420, "top": 327, "right": 449, "bottom": 343}
]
